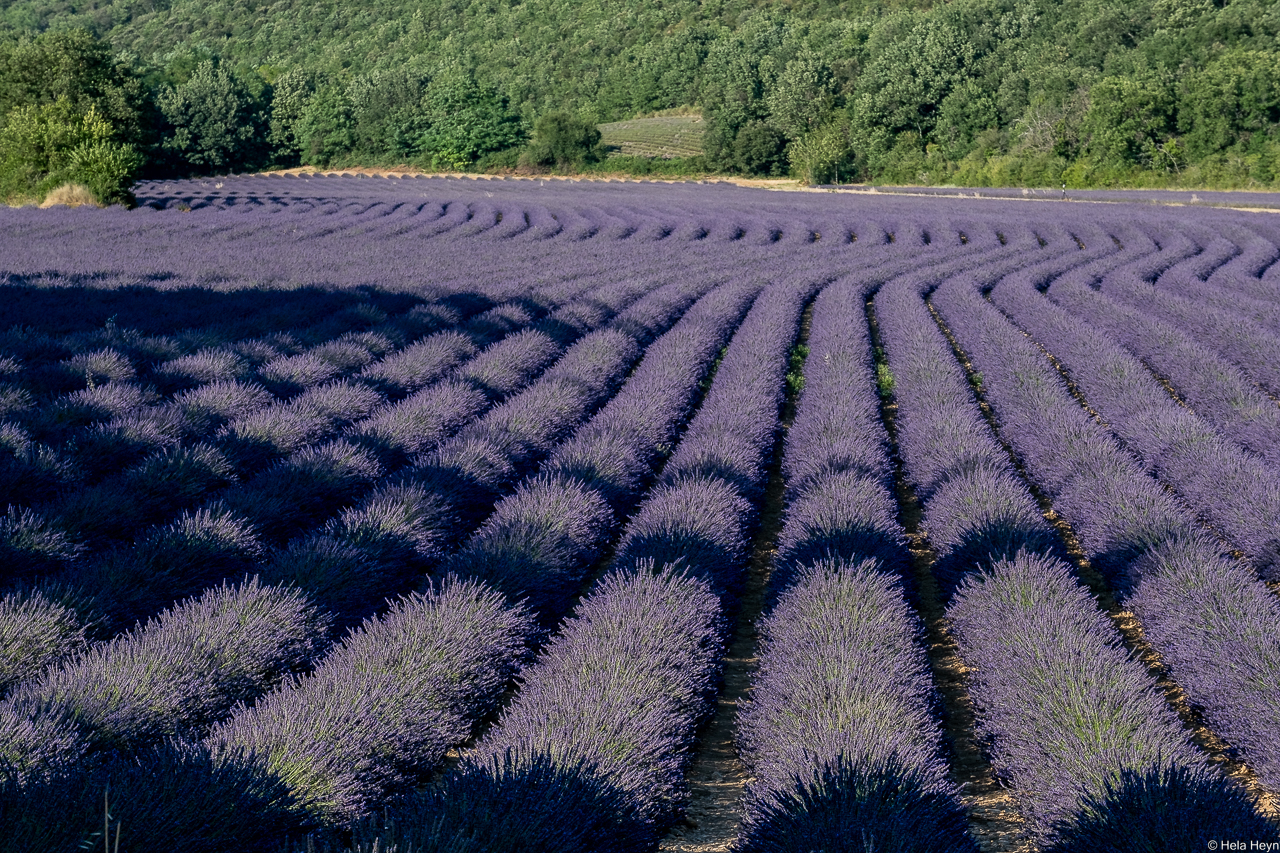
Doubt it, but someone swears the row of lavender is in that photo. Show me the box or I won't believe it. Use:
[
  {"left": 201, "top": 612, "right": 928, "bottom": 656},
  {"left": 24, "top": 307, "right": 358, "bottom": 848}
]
[
  {"left": 926, "top": 222, "right": 1280, "bottom": 840},
  {"left": 0, "top": 269, "right": 762, "bottom": 848},
  {"left": 0, "top": 268, "right": 682, "bottom": 688},
  {"left": 0, "top": 194, "right": 977, "bottom": 850},
  {"left": 935, "top": 226, "right": 1280, "bottom": 795},
  {"left": 734, "top": 205, "right": 1280, "bottom": 852},
  {"left": 2, "top": 177, "right": 1280, "bottom": 850}
]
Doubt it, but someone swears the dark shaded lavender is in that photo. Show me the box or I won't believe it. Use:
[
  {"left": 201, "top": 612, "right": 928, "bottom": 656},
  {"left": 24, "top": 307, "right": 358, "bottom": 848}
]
[
  {"left": 0, "top": 423, "right": 80, "bottom": 506},
  {"left": 64, "top": 504, "right": 265, "bottom": 630},
  {"left": 211, "top": 577, "right": 533, "bottom": 825},
  {"left": 50, "top": 443, "right": 237, "bottom": 546},
  {"left": 0, "top": 578, "right": 329, "bottom": 767},
  {"left": 259, "top": 483, "right": 450, "bottom": 624},
  {"left": 218, "top": 439, "right": 384, "bottom": 544},
  {"left": 346, "top": 751, "right": 648, "bottom": 853},
  {"left": 440, "top": 473, "right": 615, "bottom": 624},
  {"left": 738, "top": 753, "right": 977, "bottom": 853},
  {"left": 0, "top": 506, "right": 83, "bottom": 580},
  {"left": 0, "top": 738, "right": 304, "bottom": 853},
  {"left": 1044, "top": 765, "right": 1280, "bottom": 852}
]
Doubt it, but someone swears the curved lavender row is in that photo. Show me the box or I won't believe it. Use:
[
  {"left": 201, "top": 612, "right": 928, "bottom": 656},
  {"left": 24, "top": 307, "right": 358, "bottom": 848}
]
[
  {"left": 988, "top": 225, "right": 1280, "bottom": 579},
  {"left": 1099, "top": 233, "right": 1280, "bottom": 397},
  {"left": 18, "top": 274, "right": 647, "bottom": 561},
  {"left": 430, "top": 219, "right": 998, "bottom": 627},
  {"left": 875, "top": 243, "right": 1252, "bottom": 843},
  {"left": 155, "top": 278, "right": 759, "bottom": 839},
  {"left": 441, "top": 278, "right": 764, "bottom": 623},
  {"left": 351, "top": 227, "right": 1038, "bottom": 851},
  {"left": 947, "top": 552, "right": 1269, "bottom": 847},
  {"left": 735, "top": 282, "right": 972, "bottom": 853},
  {"left": 1157, "top": 226, "right": 1280, "bottom": 336},
  {"left": 3, "top": 272, "right": 695, "bottom": 678},
  {"left": 207, "top": 577, "right": 533, "bottom": 827},
  {"left": 875, "top": 229, "right": 1074, "bottom": 595},
  {"left": 1043, "top": 254, "right": 1280, "bottom": 466},
  {"left": 1204, "top": 222, "right": 1280, "bottom": 295},
  {"left": 931, "top": 259, "right": 1280, "bottom": 794},
  {"left": 260, "top": 276, "right": 717, "bottom": 625},
  {"left": 0, "top": 578, "right": 330, "bottom": 781},
  {"left": 367, "top": 274, "right": 817, "bottom": 852}
]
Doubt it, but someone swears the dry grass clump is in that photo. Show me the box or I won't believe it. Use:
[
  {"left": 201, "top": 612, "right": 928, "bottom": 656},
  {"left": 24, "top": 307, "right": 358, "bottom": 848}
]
[{"left": 38, "top": 183, "right": 102, "bottom": 208}]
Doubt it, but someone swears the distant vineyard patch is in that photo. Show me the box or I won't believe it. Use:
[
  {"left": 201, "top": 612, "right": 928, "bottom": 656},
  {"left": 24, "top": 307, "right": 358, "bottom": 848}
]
[{"left": 598, "top": 115, "right": 704, "bottom": 160}]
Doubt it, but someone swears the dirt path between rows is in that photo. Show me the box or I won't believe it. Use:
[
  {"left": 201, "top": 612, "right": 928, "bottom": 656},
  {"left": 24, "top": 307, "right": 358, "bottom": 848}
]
[{"left": 657, "top": 303, "right": 814, "bottom": 852}]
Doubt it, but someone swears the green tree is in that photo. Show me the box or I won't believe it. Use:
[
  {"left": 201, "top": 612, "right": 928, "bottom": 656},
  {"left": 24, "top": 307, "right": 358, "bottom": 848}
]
[
  {"left": 157, "top": 59, "right": 267, "bottom": 174},
  {"left": 0, "top": 29, "right": 152, "bottom": 149},
  {"left": 416, "top": 68, "right": 526, "bottom": 168},
  {"left": 267, "top": 68, "right": 314, "bottom": 166},
  {"left": 0, "top": 97, "right": 139, "bottom": 204},
  {"left": 520, "top": 112, "right": 603, "bottom": 170},
  {"left": 1178, "top": 50, "right": 1280, "bottom": 158},
  {"left": 849, "top": 17, "right": 975, "bottom": 142},
  {"left": 732, "top": 120, "right": 787, "bottom": 176},
  {"left": 788, "top": 119, "right": 856, "bottom": 184},
  {"left": 295, "top": 84, "right": 356, "bottom": 167},
  {"left": 765, "top": 50, "right": 836, "bottom": 141},
  {"left": 698, "top": 13, "right": 789, "bottom": 170},
  {"left": 1081, "top": 75, "right": 1175, "bottom": 166}
]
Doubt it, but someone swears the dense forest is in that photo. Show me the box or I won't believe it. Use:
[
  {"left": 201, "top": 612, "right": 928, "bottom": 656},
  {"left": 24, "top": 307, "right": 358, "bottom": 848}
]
[{"left": 2, "top": 0, "right": 1278, "bottom": 203}]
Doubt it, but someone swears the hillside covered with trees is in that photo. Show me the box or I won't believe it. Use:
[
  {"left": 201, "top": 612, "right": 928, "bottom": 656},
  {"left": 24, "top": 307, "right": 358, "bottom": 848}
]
[{"left": 2, "top": 0, "right": 1278, "bottom": 202}]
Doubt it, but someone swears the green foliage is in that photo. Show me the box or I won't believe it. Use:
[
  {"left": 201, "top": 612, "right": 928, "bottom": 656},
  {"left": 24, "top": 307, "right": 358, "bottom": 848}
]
[
  {"left": 520, "top": 112, "right": 603, "bottom": 170},
  {"left": 876, "top": 363, "right": 895, "bottom": 399},
  {"left": 789, "top": 120, "right": 857, "bottom": 184},
  {"left": 849, "top": 16, "right": 975, "bottom": 141},
  {"left": 295, "top": 85, "right": 355, "bottom": 168},
  {"left": 267, "top": 68, "right": 313, "bottom": 167},
  {"left": 3, "top": 0, "right": 1279, "bottom": 187},
  {"left": 156, "top": 59, "right": 267, "bottom": 174},
  {"left": 0, "top": 28, "right": 151, "bottom": 149},
  {"left": 785, "top": 342, "right": 809, "bottom": 397},
  {"left": 733, "top": 121, "right": 788, "bottom": 176},
  {"left": 1177, "top": 50, "right": 1280, "bottom": 159},
  {"left": 1080, "top": 75, "right": 1176, "bottom": 167},
  {"left": 766, "top": 50, "right": 837, "bottom": 141},
  {"left": 0, "top": 97, "right": 139, "bottom": 204},
  {"left": 415, "top": 68, "right": 527, "bottom": 168}
]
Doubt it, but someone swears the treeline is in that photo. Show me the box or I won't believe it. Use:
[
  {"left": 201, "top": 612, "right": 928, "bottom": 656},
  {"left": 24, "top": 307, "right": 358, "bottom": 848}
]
[
  {"left": 0, "top": 31, "right": 606, "bottom": 205},
  {"left": 2, "top": 0, "right": 1278, "bottom": 203}
]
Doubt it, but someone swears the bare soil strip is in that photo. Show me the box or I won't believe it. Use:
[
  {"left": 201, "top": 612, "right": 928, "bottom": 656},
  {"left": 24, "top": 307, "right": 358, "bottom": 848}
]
[
  {"left": 925, "top": 294, "right": 1280, "bottom": 821},
  {"left": 658, "top": 301, "right": 815, "bottom": 853},
  {"left": 865, "top": 295, "right": 1032, "bottom": 853}
]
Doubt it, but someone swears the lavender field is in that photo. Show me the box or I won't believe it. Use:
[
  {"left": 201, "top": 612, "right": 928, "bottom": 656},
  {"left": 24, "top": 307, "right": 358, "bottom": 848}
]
[{"left": 1, "top": 174, "right": 1279, "bottom": 852}]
